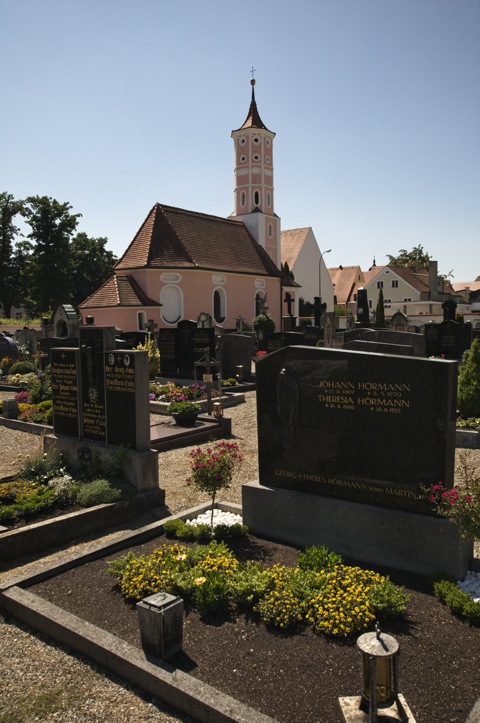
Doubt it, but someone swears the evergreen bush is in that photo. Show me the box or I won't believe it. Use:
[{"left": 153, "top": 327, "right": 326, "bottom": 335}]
[
  {"left": 9, "top": 360, "right": 36, "bottom": 375},
  {"left": 75, "top": 478, "right": 123, "bottom": 507},
  {"left": 457, "top": 338, "right": 480, "bottom": 418}
]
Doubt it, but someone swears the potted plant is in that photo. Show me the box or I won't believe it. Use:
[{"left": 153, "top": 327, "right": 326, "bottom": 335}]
[{"left": 167, "top": 400, "right": 201, "bottom": 426}]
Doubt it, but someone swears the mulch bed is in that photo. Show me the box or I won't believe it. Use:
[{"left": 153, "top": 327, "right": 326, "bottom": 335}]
[{"left": 30, "top": 533, "right": 480, "bottom": 723}]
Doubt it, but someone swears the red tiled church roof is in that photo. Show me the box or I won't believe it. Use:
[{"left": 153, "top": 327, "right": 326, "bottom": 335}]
[
  {"left": 80, "top": 274, "right": 160, "bottom": 309},
  {"left": 115, "top": 203, "right": 282, "bottom": 278}
]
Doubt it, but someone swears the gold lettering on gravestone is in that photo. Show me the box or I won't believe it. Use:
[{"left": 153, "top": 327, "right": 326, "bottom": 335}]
[
  {"left": 52, "top": 359, "right": 78, "bottom": 420},
  {"left": 83, "top": 401, "right": 106, "bottom": 436},
  {"left": 105, "top": 362, "right": 135, "bottom": 393},
  {"left": 274, "top": 468, "right": 419, "bottom": 499},
  {"left": 317, "top": 379, "right": 411, "bottom": 413}
]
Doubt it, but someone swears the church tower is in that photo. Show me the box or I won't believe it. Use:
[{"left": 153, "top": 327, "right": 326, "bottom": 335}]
[{"left": 231, "top": 77, "right": 281, "bottom": 267}]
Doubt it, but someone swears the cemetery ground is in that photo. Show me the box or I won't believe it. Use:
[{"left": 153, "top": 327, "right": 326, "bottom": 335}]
[{"left": 1, "top": 395, "right": 480, "bottom": 722}]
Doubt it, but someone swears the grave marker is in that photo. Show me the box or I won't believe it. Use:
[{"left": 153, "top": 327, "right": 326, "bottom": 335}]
[{"left": 255, "top": 345, "right": 457, "bottom": 514}]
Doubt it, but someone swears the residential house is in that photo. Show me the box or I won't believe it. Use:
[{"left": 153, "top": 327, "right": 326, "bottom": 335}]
[{"left": 281, "top": 227, "right": 334, "bottom": 315}]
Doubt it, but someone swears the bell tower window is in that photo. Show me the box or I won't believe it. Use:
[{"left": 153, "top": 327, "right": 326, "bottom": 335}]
[{"left": 254, "top": 190, "right": 260, "bottom": 206}]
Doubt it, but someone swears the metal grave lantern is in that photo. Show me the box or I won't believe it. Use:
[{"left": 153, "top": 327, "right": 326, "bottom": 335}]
[{"left": 356, "top": 624, "right": 407, "bottom": 722}]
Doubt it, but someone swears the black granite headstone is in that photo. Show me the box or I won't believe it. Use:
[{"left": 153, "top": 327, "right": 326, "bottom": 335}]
[
  {"left": 51, "top": 348, "right": 81, "bottom": 438},
  {"left": 296, "top": 326, "right": 321, "bottom": 347},
  {"left": 158, "top": 328, "right": 178, "bottom": 376},
  {"left": 0, "top": 332, "right": 18, "bottom": 362},
  {"left": 105, "top": 350, "right": 149, "bottom": 450},
  {"left": 78, "top": 327, "right": 115, "bottom": 443},
  {"left": 177, "top": 320, "right": 197, "bottom": 377},
  {"left": 256, "top": 346, "right": 458, "bottom": 514}
]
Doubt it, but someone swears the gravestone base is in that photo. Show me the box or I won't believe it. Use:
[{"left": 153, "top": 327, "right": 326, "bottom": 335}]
[
  {"left": 44, "top": 435, "right": 160, "bottom": 493},
  {"left": 242, "top": 482, "right": 473, "bottom": 579}
]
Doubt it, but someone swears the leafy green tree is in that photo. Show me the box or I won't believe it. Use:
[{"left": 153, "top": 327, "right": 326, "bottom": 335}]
[
  {"left": 457, "top": 338, "right": 480, "bottom": 418},
  {"left": 386, "top": 244, "right": 431, "bottom": 270},
  {"left": 69, "top": 232, "right": 117, "bottom": 306},
  {"left": 375, "top": 287, "right": 385, "bottom": 328},
  {"left": 23, "top": 196, "right": 81, "bottom": 314},
  {"left": 0, "top": 192, "right": 24, "bottom": 317}
]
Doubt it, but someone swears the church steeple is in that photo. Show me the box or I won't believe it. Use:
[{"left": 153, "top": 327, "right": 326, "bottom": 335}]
[
  {"left": 230, "top": 76, "right": 280, "bottom": 267},
  {"left": 234, "top": 78, "right": 271, "bottom": 132}
]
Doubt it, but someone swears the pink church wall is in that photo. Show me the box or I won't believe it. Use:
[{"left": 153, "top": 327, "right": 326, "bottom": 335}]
[{"left": 81, "top": 270, "right": 281, "bottom": 333}]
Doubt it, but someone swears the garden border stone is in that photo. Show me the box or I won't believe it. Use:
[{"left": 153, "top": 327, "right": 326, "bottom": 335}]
[
  {"left": 0, "top": 488, "right": 165, "bottom": 562},
  {"left": 0, "top": 502, "right": 275, "bottom": 723}
]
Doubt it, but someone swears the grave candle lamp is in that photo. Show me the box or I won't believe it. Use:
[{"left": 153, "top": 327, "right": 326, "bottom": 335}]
[
  {"left": 213, "top": 402, "right": 223, "bottom": 419},
  {"left": 357, "top": 624, "right": 407, "bottom": 722}
]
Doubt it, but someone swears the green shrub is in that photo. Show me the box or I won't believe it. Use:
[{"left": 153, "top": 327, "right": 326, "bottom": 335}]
[
  {"left": 214, "top": 522, "right": 248, "bottom": 540},
  {"left": 297, "top": 545, "right": 343, "bottom": 572},
  {"left": 9, "top": 360, "right": 36, "bottom": 375},
  {"left": 433, "top": 579, "right": 480, "bottom": 625},
  {"left": 457, "top": 417, "right": 480, "bottom": 429},
  {"left": 458, "top": 338, "right": 480, "bottom": 418},
  {"left": 163, "top": 518, "right": 194, "bottom": 539},
  {"left": 222, "top": 378, "right": 237, "bottom": 387},
  {"left": 0, "top": 483, "right": 57, "bottom": 524},
  {"left": 367, "top": 578, "right": 410, "bottom": 618},
  {"left": 75, "top": 478, "right": 123, "bottom": 507}
]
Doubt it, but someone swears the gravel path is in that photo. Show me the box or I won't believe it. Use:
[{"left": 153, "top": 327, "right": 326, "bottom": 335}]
[{"left": 1, "top": 393, "right": 479, "bottom": 721}]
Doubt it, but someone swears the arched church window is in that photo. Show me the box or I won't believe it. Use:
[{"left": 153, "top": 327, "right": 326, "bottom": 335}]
[
  {"left": 240, "top": 191, "right": 246, "bottom": 207},
  {"left": 255, "top": 291, "right": 266, "bottom": 316},
  {"left": 137, "top": 312, "right": 146, "bottom": 331},
  {"left": 213, "top": 288, "right": 226, "bottom": 324},
  {"left": 254, "top": 190, "right": 260, "bottom": 206},
  {"left": 160, "top": 285, "right": 183, "bottom": 325}
]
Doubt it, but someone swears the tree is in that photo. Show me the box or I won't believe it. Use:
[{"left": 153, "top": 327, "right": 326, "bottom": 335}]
[
  {"left": 69, "top": 232, "right": 117, "bottom": 306},
  {"left": 386, "top": 244, "right": 431, "bottom": 270},
  {"left": 23, "top": 196, "right": 81, "bottom": 314},
  {"left": 457, "top": 338, "right": 480, "bottom": 418},
  {"left": 281, "top": 261, "right": 294, "bottom": 280},
  {"left": 0, "top": 192, "right": 24, "bottom": 317},
  {"left": 375, "top": 287, "right": 385, "bottom": 328}
]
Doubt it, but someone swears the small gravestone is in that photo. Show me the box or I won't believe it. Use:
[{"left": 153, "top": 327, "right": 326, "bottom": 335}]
[
  {"left": 265, "top": 331, "right": 304, "bottom": 354},
  {"left": 105, "top": 350, "right": 150, "bottom": 449},
  {"left": 217, "top": 333, "right": 254, "bottom": 378},
  {"left": 176, "top": 320, "right": 197, "bottom": 377},
  {"left": 356, "top": 288, "right": 370, "bottom": 327},
  {"left": 79, "top": 326, "right": 116, "bottom": 443},
  {"left": 158, "top": 328, "right": 178, "bottom": 376},
  {"left": 0, "top": 332, "right": 18, "bottom": 363},
  {"left": 296, "top": 326, "right": 321, "bottom": 346}
]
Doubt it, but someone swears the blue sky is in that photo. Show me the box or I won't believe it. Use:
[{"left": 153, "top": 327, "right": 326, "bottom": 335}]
[{"left": 2, "top": 0, "right": 479, "bottom": 283}]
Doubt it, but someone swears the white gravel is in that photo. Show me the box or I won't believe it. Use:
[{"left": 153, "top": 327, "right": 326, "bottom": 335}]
[
  {"left": 186, "top": 510, "right": 243, "bottom": 526},
  {"left": 458, "top": 570, "right": 480, "bottom": 604}
]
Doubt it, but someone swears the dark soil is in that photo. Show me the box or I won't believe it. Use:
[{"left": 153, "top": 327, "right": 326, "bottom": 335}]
[{"left": 30, "top": 534, "right": 480, "bottom": 723}]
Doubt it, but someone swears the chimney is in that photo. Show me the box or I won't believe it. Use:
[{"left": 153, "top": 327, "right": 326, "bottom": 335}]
[{"left": 428, "top": 260, "right": 438, "bottom": 301}]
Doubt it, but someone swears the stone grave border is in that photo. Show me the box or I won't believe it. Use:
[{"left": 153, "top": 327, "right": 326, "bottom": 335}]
[
  {"left": 0, "top": 502, "right": 276, "bottom": 723},
  {"left": 0, "top": 488, "right": 165, "bottom": 562},
  {"left": 149, "top": 391, "right": 246, "bottom": 415}
]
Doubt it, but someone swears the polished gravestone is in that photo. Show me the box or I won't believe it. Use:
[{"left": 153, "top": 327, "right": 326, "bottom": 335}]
[
  {"left": 243, "top": 345, "right": 471, "bottom": 577},
  {"left": 255, "top": 345, "right": 456, "bottom": 514}
]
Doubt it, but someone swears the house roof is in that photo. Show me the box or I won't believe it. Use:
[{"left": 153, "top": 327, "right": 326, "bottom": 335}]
[
  {"left": 452, "top": 280, "right": 480, "bottom": 294},
  {"left": 329, "top": 266, "right": 364, "bottom": 306},
  {"left": 232, "top": 80, "right": 273, "bottom": 133},
  {"left": 281, "top": 227, "right": 311, "bottom": 268},
  {"left": 115, "top": 203, "right": 282, "bottom": 279},
  {"left": 80, "top": 274, "right": 160, "bottom": 309}
]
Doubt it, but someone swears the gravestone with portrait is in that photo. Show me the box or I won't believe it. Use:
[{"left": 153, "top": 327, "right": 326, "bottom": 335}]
[{"left": 242, "top": 345, "right": 471, "bottom": 577}]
